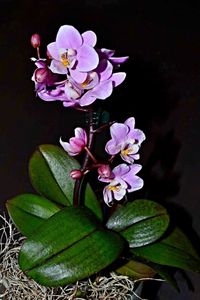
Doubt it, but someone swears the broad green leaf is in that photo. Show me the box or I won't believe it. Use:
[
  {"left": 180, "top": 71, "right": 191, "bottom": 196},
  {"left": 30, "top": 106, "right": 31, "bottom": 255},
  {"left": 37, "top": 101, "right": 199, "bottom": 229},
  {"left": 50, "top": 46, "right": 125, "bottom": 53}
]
[
  {"left": 116, "top": 258, "right": 179, "bottom": 291},
  {"left": 132, "top": 227, "right": 200, "bottom": 273},
  {"left": 116, "top": 259, "right": 156, "bottom": 279},
  {"left": 6, "top": 194, "right": 60, "bottom": 236},
  {"left": 29, "top": 144, "right": 102, "bottom": 220},
  {"left": 19, "top": 207, "right": 124, "bottom": 286},
  {"left": 107, "top": 199, "right": 169, "bottom": 247}
]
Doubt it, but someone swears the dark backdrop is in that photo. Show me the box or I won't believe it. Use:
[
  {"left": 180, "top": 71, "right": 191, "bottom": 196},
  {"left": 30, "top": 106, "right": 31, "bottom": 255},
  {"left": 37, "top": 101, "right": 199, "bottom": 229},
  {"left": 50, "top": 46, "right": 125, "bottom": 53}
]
[{"left": 1, "top": 1, "right": 200, "bottom": 299}]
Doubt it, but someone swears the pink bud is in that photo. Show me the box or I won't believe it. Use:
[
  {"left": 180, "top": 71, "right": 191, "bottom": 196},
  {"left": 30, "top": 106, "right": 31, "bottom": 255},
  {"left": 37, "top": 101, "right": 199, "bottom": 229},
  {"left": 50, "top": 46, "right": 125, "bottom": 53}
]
[
  {"left": 98, "top": 164, "right": 111, "bottom": 178},
  {"left": 70, "top": 169, "right": 83, "bottom": 180},
  {"left": 35, "top": 68, "right": 49, "bottom": 83},
  {"left": 31, "top": 33, "right": 41, "bottom": 48}
]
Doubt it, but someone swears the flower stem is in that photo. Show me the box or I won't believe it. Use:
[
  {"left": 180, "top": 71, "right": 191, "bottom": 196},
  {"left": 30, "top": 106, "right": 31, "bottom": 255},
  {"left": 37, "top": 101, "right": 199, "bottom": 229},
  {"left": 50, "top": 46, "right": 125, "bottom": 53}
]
[
  {"left": 37, "top": 47, "right": 41, "bottom": 59},
  {"left": 91, "top": 121, "right": 115, "bottom": 133},
  {"left": 84, "top": 147, "right": 98, "bottom": 164},
  {"left": 73, "top": 110, "right": 95, "bottom": 206}
]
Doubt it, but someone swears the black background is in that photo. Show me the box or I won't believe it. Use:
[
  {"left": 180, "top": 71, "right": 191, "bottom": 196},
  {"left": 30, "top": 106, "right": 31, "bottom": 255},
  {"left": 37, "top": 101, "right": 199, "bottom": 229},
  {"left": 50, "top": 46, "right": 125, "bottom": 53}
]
[{"left": 0, "top": 1, "right": 200, "bottom": 299}]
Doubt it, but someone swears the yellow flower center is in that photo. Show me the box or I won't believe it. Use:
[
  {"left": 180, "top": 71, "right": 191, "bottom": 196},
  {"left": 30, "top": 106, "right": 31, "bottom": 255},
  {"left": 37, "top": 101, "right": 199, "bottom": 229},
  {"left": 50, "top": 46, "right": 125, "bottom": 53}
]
[
  {"left": 107, "top": 185, "right": 120, "bottom": 192},
  {"left": 121, "top": 148, "right": 132, "bottom": 156},
  {"left": 81, "top": 77, "right": 91, "bottom": 88},
  {"left": 61, "top": 53, "right": 70, "bottom": 67}
]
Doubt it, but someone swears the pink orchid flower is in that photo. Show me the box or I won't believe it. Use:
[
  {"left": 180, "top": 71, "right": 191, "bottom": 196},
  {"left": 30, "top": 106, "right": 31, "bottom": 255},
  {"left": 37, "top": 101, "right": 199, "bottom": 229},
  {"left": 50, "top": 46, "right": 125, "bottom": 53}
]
[{"left": 60, "top": 127, "right": 87, "bottom": 156}]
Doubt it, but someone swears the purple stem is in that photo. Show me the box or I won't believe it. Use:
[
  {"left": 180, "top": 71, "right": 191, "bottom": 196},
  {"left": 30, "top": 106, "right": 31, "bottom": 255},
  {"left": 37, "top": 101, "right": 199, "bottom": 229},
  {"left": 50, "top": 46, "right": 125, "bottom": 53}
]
[{"left": 73, "top": 111, "right": 95, "bottom": 206}]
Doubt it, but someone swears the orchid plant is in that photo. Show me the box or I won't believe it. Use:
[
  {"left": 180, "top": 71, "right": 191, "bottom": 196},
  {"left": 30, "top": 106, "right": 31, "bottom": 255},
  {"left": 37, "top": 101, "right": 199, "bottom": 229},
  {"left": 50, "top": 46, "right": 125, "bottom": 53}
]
[{"left": 6, "top": 25, "right": 200, "bottom": 292}]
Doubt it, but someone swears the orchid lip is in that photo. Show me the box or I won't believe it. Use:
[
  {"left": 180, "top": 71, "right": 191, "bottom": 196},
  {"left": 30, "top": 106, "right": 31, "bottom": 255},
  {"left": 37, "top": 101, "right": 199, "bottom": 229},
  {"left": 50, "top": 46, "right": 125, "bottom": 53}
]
[
  {"left": 121, "top": 148, "right": 133, "bottom": 156},
  {"left": 107, "top": 185, "right": 120, "bottom": 192}
]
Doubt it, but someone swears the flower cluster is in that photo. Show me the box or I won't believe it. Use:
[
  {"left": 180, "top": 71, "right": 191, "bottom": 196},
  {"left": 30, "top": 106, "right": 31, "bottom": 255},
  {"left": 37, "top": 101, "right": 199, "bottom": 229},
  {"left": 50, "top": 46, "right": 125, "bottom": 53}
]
[
  {"left": 99, "top": 117, "right": 145, "bottom": 205},
  {"left": 60, "top": 117, "right": 145, "bottom": 206},
  {"left": 31, "top": 25, "right": 145, "bottom": 206},
  {"left": 31, "top": 25, "right": 128, "bottom": 107}
]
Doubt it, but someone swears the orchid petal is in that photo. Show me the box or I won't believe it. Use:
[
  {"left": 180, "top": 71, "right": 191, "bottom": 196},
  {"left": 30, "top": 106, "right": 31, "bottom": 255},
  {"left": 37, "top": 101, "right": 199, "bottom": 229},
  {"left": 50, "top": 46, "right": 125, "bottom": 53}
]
[
  {"left": 79, "top": 91, "right": 96, "bottom": 106},
  {"left": 105, "top": 140, "right": 121, "bottom": 155},
  {"left": 82, "top": 30, "right": 97, "bottom": 47},
  {"left": 110, "top": 123, "right": 129, "bottom": 143},
  {"left": 75, "top": 127, "right": 87, "bottom": 144},
  {"left": 129, "top": 163, "right": 142, "bottom": 175},
  {"left": 70, "top": 69, "right": 88, "bottom": 83},
  {"left": 124, "top": 117, "right": 135, "bottom": 129},
  {"left": 38, "top": 91, "right": 58, "bottom": 101},
  {"left": 119, "top": 164, "right": 143, "bottom": 192},
  {"left": 120, "top": 155, "right": 137, "bottom": 164},
  {"left": 132, "top": 154, "right": 140, "bottom": 160},
  {"left": 76, "top": 45, "right": 99, "bottom": 72},
  {"left": 92, "top": 80, "right": 113, "bottom": 99},
  {"left": 56, "top": 25, "right": 83, "bottom": 50},
  {"left": 98, "top": 176, "right": 113, "bottom": 183},
  {"left": 65, "top": 83, "right": 81, "bottom": 100},
  {"left": 63, "top": 100, "right": 78, "bottom": 107},
  {"left": 70, "top": 137, "right": 85, "bottom": 150},
  {"left": 47, "top": 42, "right": 59, "bottom": 60},
  {"left": 99, "top": 48, "right": 115, "bottom": 57},
  {"left": 109, "top": 56, "right": 129, "bottom": 64},
  {"left": 120, "top": 145, "right": 140, "bottom": 163},
  {"left": 35, "top": 60, "right": 47, "bottom": 68},
  {"left": 128, "top": 129, "right": 146, "bottom": 144},
  {"left": 111, "top": 72, "right": 126, "bottom": 87},
  {"left": 59, "top": 138, "right": 78, "bottom": 156},
  {"left": 127, "top": 176, "right": 144, "bottom": 192},
  {"left": 120, "top": 153, "right": 141, "bottom": 163},
  {"left": 83, "top": 72, "right": 99, "bottom": 90},
  {"left": 96, "top": 59, "right": 113, "bottom": 81},
  {"left": 113, "top": 188, "right": 126, "bottom": 201},
  {"left": 113, "top": 163, "right": 130, "bottom": 177},
  {"left": 38, "top": 88, "right": 67, "bottom": 101},
  {"left": 121, "top": 164, "right": 142, "bottom": 188},
  {"left": 49, "top": 60, "right": 67, "bottom": 74},
  {"left": 79, "top": 80, "right": 113, "bottom": 106},
  {"left": 103, "top": 187, "right": 113, "bottom": 206}
]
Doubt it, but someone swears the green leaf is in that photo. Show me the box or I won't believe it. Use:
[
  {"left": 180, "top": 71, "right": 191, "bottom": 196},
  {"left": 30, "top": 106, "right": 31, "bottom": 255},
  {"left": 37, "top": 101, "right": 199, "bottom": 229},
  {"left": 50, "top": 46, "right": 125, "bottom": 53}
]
[
  {"left": 6, "top": 194, "right": 60, "bottom": 236},
  {"left": 132, "top": 227, "right": 200, "bottom": 273},
  {"left": 107, "top": 199, "right": 169, "bottom": 247},
  {"left": 116, "top": 257, "right": 179, "bottom": 291},
  {"left": 116, "top": 259, "right": 156, "bottom": 279},
  {"left": 19, "top": 207, "right": 124, "bottom": 286},
  {"left": 148, "top": 262, "right": 179, "bottom": 291},
  {"left": 29, "top": 144, "right": 102, "bottom": 220}
]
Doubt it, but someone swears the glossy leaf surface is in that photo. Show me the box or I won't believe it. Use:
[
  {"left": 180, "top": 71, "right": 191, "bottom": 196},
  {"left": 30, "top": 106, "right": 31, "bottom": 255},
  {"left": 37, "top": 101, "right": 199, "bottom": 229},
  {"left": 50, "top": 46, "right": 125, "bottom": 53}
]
[
  {"left": 132, "top": 227, "right": 200, "bottom": 273},
  {"left": 29, "top": 144, "right": 102, "bottom": 220},
  {"left": 107, "top": 199, "right": 169, "bottom": 247},
  {"left": 19, "top": 207, "right": 124, "bottom": 286},
  {"left": 116, "top": 259, "right": 156, "bottom": 279},
  {"left": 6, "top": 194, "right": 60, "bottom": 236}
]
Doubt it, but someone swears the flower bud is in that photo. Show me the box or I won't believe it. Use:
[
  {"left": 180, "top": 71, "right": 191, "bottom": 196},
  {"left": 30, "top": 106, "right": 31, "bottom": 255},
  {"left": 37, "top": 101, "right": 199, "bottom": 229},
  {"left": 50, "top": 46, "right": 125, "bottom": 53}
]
[
  {"left": 35, "top": 68, "right": 49, "bottom": 83},
  {"left": 70, "top": 169, "right": 83, "bottom": 179},
  {"left": 98, "top": 164, "right": 111, "bottom": 178},
  {"left": 31, "top": 33, "right": 41, "bottom": 48}
]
